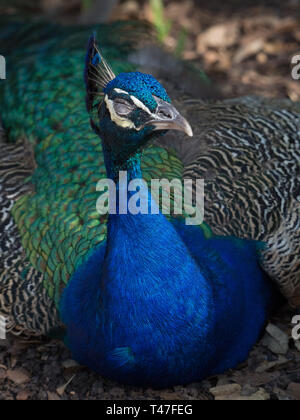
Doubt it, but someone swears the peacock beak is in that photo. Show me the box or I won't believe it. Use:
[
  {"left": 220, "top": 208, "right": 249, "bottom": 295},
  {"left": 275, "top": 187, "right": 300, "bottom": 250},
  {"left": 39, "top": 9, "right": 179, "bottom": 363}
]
[{"left": 145, "top": 98, "right": 193, "bottom": 137}]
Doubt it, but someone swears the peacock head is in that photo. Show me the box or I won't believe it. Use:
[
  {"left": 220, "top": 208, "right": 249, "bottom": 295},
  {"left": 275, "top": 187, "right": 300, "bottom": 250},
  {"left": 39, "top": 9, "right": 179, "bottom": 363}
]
[{"left": 85, "top": 36, "right": 193, "bottom": 161}]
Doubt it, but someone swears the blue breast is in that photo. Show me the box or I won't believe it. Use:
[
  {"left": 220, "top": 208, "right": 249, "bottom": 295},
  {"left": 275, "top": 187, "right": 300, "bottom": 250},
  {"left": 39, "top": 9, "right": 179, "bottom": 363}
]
[{"left": 60, "top": 208, "right": 275, "bottom": 388}]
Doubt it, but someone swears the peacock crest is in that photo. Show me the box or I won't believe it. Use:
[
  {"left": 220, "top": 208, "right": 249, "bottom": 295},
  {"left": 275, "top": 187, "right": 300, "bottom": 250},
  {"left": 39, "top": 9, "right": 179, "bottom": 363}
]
[{"left": 85, "top": 34, "right": 116, "bottom": 133}]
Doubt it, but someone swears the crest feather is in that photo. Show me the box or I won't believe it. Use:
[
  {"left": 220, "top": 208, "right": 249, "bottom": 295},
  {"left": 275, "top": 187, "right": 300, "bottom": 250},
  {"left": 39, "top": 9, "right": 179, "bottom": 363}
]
[{"left": 84, "top": 34, "right": 116, "bottom": 122}]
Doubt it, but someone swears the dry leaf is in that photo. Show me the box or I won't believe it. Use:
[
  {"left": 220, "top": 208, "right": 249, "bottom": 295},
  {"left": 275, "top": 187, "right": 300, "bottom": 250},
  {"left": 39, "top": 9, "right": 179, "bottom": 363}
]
[
  {"left": 261, "top": 324, "right": 289, "bottom": 355},
  {"left": 47, "top": 391, "right": 61, "bottom": 401},
  {"left": 287, "top": 383, "right": 300, "bottom": 400},
  {"left": 197, "top": 22, "right": 239, "bottom": 51},
  {"left": 7, "top": 368, "right": 30, "bottom": 385},
  {"left": 210, "top": 383, "right": 241, "bottom": 399},
  {"left": 16, "top": 390, "right": 31, "bottom": 401},
  {"left": 56, "top": 374, "right": 75, "bottom": 396}
]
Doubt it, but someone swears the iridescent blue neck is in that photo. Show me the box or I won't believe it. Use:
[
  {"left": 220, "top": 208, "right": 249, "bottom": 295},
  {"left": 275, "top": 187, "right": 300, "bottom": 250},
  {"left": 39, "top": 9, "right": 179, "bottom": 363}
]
[
  {"left": 102, "top": 137, "right": 143, "bottom": 182},
  {"left": 101, "top": 135, "right": 158, "bottom": 220}
]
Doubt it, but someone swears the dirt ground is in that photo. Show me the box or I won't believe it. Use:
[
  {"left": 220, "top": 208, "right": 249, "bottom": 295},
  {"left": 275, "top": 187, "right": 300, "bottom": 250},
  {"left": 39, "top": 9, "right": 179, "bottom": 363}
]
[
  {"left": 1, "top": 0, "right": 300, "bottom": 400},
  {"left": 111, "top": 0, "right": 300, "bottom": 100},
  {"left": 1, "top": 306, "right": 300, "bottom": 400}
]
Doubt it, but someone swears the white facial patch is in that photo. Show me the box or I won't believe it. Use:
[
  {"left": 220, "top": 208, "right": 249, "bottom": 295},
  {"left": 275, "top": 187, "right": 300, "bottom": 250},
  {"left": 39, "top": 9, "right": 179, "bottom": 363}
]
[
  {"left": 129, "top": 96, "right": 152, "bottom": 116},
  {"left": 113, "top": 88, "right": 129, "bottom": 95}
]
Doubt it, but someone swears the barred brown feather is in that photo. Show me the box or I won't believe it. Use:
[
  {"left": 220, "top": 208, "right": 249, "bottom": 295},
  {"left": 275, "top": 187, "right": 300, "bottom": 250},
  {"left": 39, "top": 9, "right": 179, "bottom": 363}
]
[{"left": 0, "top": 126, "right": 61, "bottom": 335}]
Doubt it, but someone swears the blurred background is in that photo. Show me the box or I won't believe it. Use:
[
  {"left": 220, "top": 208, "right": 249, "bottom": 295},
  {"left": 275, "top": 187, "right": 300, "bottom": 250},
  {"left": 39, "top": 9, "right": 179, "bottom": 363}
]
[{"left": 1, "top": 0, "right": 300, "bottom": 99}]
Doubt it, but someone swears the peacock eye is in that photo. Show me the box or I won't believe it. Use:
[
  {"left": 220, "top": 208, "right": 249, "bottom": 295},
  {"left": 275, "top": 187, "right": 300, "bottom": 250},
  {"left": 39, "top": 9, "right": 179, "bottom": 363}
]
[{"left": 113, "top": 99, "right": 133, "bottom": 116}]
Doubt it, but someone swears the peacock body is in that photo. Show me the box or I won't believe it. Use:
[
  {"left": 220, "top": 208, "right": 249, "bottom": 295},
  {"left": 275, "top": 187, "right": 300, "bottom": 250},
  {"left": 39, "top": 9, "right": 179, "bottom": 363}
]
[{"left": 0, "top": 21, "right": 298, "bottom": 387}]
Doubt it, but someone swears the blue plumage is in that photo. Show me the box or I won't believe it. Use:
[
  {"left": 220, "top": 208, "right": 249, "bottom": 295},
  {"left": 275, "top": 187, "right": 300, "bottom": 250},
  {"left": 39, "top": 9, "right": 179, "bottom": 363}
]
[
  {"left": 61, "top": 192, "right": 274, "bottom": 387},
  {"left": 92, "top": 53, "right": 102, "bottom": 66},
  {"left": 60, "top": 40, "right": 277, "bottom": 388},
  {"left": 105, "top": 72, "right": 171, "bottom": 111}
]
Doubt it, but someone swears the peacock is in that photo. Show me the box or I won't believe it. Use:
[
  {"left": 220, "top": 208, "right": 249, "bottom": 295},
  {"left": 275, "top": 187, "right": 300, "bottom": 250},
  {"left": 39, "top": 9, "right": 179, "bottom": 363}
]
[{"left": 0, "top": 20, "right": 299, "bottom": 387}]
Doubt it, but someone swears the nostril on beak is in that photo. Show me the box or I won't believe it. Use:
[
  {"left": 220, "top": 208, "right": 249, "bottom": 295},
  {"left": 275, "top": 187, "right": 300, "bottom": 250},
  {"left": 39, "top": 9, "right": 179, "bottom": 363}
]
[{"left": 158, "top": 108, "right": 173, "bottom": 119}]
